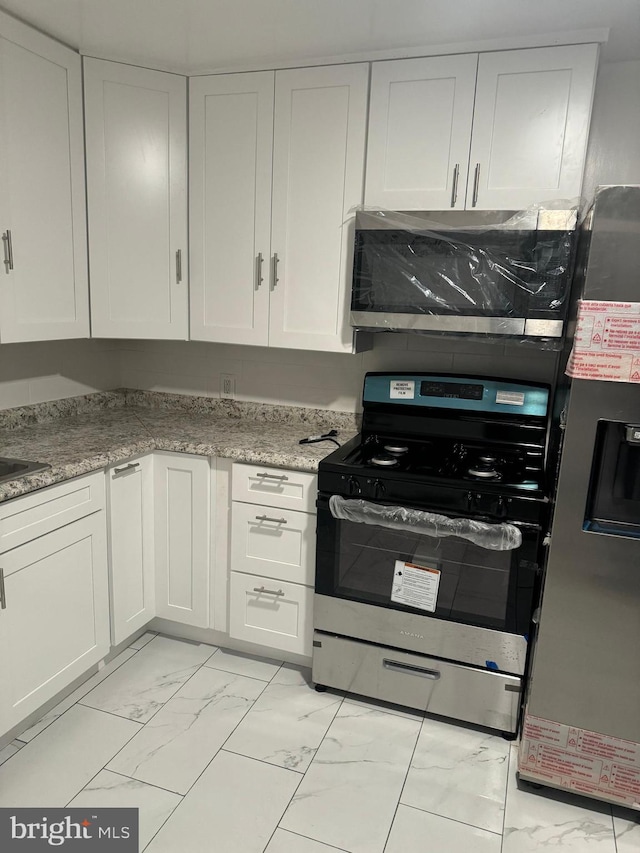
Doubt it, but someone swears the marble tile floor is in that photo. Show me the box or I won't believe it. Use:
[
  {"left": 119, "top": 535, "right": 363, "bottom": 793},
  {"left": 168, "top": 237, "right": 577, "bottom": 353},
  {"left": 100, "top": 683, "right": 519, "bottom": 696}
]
[{"left": 0, "top": 633, "right": 637, "bottom": 853}]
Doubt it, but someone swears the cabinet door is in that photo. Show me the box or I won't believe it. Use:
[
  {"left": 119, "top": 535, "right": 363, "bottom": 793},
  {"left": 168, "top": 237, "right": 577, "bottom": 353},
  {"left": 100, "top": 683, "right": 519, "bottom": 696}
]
[
  {"left": 229, "top": 572, "right": 313, "bottom": 656},
  {"left": 190, "top": 72, "right": 273, "bottom": 346},
  {"left": 154, "top": 454, "right": 210, "bottom": 628},
  {"left": 0, "top": 513, "right": 109, "bottom": 735},
  {"left": 231, "top": 503, "right": 316, "bottom": 585},
  {"left": 0, "top": 19, "right": 89, "bottom": 342},
  {"left": 84, "top": 59, "right": 188, "bottom": 339},
  {"left": 365, "top": 55, "right": 478, "bottom": 211},
  {"left": 468, "top": 44, "right": 598, "bottom": 210},
  {"left": 269, "top": 64, "right": 368, "bottom": 353},
  {"left": 108, "top": 457, "right": 155, "bottom": 645}
]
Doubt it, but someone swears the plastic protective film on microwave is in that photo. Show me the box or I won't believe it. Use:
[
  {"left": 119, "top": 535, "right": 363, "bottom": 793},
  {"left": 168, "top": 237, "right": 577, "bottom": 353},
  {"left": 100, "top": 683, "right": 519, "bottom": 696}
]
[
  {"left": 350, "top": 202, "right": 579, "bottom": 346},
  {"left": 329, "top": 496, "right": 523, "bottom": 551}
]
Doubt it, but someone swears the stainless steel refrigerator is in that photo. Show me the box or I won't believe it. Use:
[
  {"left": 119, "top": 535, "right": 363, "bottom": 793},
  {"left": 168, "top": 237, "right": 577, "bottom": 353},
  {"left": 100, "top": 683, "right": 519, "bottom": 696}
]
[{"left": 519, "top": 185, "right": 640, "bottom": 810}]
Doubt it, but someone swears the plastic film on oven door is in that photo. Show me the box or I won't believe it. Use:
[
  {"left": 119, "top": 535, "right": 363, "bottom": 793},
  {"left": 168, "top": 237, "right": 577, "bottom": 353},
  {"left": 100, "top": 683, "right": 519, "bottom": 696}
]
[{"left": 328, "top": 495, "right": 523, "bottom": 550}]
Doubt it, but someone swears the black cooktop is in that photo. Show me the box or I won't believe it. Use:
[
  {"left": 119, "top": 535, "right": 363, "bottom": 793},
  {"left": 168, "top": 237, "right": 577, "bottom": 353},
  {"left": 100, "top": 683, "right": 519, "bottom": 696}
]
[{"left": 346, "top": 435, "right": 543, "bottom": 491}]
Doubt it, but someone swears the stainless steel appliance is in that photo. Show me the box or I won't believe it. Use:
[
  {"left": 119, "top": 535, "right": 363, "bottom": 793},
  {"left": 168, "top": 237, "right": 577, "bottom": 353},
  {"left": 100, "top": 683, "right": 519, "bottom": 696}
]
[
  {"left": 313, "top": 373, "right": 554, "bottom": 734},
  {"left": 350, "top": 208, "right": 577, "bottom": 338},
  {"left": 519, "top": 185, "right": 640, "bottom": 809}
]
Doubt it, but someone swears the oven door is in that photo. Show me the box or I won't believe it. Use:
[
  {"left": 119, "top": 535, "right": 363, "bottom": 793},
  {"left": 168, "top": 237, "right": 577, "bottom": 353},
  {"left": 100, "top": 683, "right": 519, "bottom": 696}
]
[{"left": 315, "top": 494, "right": 541, "bottom": 636}]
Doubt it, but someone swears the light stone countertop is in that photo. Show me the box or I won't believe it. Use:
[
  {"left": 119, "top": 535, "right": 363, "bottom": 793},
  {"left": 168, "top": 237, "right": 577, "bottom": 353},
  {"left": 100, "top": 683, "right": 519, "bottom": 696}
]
[{"left": 0, "top": 391, "right": 359, "bottom": 503}]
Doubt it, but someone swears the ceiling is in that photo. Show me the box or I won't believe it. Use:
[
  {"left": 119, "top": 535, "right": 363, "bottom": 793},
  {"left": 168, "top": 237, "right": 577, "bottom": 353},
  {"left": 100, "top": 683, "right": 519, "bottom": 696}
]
[{"left": 1, "top": 0, "right": 639, "bottom": 74}]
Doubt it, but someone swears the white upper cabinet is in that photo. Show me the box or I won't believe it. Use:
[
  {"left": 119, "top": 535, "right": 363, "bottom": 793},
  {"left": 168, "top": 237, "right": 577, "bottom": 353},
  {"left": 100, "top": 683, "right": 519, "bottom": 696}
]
[
  {"left": 0, "top": 13, "right": 89, "bottom": 343},
  {"left": 365, "top": 44, "right": 598, "bottom": 211},
  {"left": 468, "top": 44, "right": 599, "bottom": 210},
  {"left": 190, "top": 72, "right": 274, "bottom": 346},
  {"left": 84, "top": 58, "right": 188, "bottom": 339},
  {"left": 365, "top": 55, "right": 478, "bottom": 210},
  {"left": 269, "top": 64, "right": 368, "bottom": 352},
  {"left": 190, "top": 63, "right": 368, "bottom": 353}
]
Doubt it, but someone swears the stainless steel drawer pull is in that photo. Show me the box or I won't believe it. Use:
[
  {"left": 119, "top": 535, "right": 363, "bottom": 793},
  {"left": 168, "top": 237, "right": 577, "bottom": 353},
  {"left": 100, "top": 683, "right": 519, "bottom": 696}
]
[
  {"left": 2, "top": 230, "right": 13, "bottom": 273},
  {"left": 472, "top": 163, "right": 480, "bottom": 207},
  {"left": 0, "top": 569, "right": 6, "bottom": 610},
  {"left": 176, "top": 249, "right": 183, "bottom": 284},
  {"left": 450, "top": 163, "right": 460, "bottom": 207},
  {"left": 271, "top": 253, "right": 279, "bottom": 290},
  {"left": 255, "top": 252, "right": 264, "bottom": 289},
  {"left": 383, "top": 659, "right": 441, "bottom": 680},
  {"left": 253, "top": 586, "right": 285, "bottom": 596},
  {"left": 255, "top": 515, "right": 287, "bottom": 524},
  {"left": 114, "top": 462, "right": 140, "bottom": 475},
  {"left": 256, "top": 472, "right": 289, "bottom": 481}
]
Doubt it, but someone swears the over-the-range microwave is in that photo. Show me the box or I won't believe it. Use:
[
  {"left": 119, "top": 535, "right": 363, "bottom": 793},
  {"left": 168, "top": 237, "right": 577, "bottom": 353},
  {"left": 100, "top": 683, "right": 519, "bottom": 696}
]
[{"left": 350, "top": 208, "right": 578, "bottom": 338}]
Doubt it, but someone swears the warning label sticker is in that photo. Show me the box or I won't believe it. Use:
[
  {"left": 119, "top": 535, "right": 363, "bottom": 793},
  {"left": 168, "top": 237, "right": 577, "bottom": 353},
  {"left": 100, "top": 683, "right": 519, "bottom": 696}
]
[
  {"left": 567, "top": 301, "right": 640, "bottom": 383},
  {"left": 391, "top": 560, "right": 440, "bottom": 612},
  {"left": 390, "top": 380, "right": 415, "bottom": 399},
  {"left": 519, "top": 712, "right": 640, "bottom": 808}
]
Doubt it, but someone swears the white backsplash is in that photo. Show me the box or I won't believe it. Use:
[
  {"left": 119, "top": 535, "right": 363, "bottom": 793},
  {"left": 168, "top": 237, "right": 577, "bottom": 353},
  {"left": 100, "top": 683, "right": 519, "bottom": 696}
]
[
  {"left": 118, "top": 335, "right": 560, "bottom": 414},
  {"left": 0, "top": 339, "right": 120, "bottom": 411}
]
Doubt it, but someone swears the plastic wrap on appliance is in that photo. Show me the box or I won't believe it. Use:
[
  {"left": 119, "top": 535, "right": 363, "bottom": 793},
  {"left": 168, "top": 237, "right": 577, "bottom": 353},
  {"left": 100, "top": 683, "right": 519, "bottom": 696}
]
[
  {"left": 350, "top": 201, "right": 580, "bottom": 346},
  {"left": 329, "top": 495, "right": 522, "bottom": 551}
]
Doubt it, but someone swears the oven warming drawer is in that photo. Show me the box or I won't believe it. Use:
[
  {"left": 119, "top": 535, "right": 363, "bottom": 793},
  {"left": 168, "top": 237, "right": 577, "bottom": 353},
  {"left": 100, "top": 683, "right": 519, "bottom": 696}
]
[{"left": 312, "top": 632, "right": 521, "bottom": 733}]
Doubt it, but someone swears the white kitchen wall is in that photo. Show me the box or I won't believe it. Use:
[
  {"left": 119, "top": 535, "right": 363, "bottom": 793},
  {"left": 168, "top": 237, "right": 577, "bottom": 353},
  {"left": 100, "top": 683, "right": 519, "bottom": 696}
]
[
  {"left": 0, "top": 339, "right": 120, "bottom": 411},
  {"left": 118, "top": 336, "right": 559, "bottom": 413},
  {"left": 582, "top": 59, "right": 640, "bottom": 200}
]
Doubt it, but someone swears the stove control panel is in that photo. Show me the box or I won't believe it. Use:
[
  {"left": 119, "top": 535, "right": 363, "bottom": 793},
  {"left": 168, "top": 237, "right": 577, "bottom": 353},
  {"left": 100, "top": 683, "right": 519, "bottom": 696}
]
[
  {"left": 363, "top": 374, "right": 550, "bottom": 417},
  {"left": 335, "top": 474, "right": 523, "bottom": 521}
]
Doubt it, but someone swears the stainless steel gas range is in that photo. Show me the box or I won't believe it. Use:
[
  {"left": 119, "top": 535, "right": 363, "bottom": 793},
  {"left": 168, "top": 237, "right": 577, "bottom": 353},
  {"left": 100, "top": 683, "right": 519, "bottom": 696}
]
[{"left": 312, "top": 372, "right": 553, "bottom": 735}]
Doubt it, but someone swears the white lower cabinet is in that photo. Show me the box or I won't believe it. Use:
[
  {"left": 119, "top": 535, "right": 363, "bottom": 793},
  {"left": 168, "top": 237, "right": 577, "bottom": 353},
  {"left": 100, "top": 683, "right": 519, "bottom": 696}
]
[
  {"left": 0, "top": 475, "right": 109, "bottom": 735},
  {"left": 107, "top": 456, "right": 155, "bottom": 645},
  {"left": 154, "top": 453, "right": 211, "bottom": 628},
  {"left": 229, "top": 463, "right": 316, "bottom": 657},
  {"left": 229, "top": 573, "right": 313, "bottom": 656}
]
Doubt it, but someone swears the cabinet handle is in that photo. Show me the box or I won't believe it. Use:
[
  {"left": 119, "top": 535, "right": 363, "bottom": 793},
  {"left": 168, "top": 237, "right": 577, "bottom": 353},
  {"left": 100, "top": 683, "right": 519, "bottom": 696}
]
[
  {"left": 255, "top": 472, "right": 289, "bottom": 481},
  {"left": 450, "top": 163, "right": 460, "bottom": 207},
  {"left": 113, "top": 462, "right": 140, "bottom": 476},
  {"left": 176, "top": 249, "right": 183, "bottom": 284},
  {"left": 255, "top": 252, "right": 264, "bottom": 290},
  {"left": 253, "top": 586, "right": 285, "bottom": 597},
  {"left": 2, "top": 230, "right": 13, "bottom": 273},
  {"left": 254, "top": 515, "right": 287, "bottom": 524},
  {"left": 383, "top": 659, "right": 441, "bottom": 680},
  {"left": 472, "top": 163, "right": 480, "bottom": 208},
  {"left": 0, "top": 569, "right": 6, "bottom": 610},
  {"left": 271, "top": 253, "right": 279, "bottom": 290}
]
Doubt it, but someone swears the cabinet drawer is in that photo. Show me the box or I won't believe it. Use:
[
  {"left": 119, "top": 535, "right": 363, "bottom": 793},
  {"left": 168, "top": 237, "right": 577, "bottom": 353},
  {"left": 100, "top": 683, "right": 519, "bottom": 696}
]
[
  {"left": 229, "top": 572, "right": 313, "bottom": 656},
  {"left": 312, "top": 632, "right": 521, "bottom": 733},
  {"left": 231, "top": 502, "right": 316, "bottom": 585},
  {"left": 0, "top": 472, "right": 105, "bottom": 554},
  {"left": 232, "top": 463, "right": 317, "bottom": 513}
]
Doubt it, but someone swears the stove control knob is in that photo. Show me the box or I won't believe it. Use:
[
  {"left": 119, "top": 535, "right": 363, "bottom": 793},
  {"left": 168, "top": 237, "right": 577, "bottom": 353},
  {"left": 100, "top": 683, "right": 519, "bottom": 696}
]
[
  {"left": 373, "top": 479, "right": 386, "bottom": 499},
  {"left": 494, "top": 497, "right": 507, "bottom": 518},
  {"left": 347, "top": 476, "right": 362, "bottom": 496}
]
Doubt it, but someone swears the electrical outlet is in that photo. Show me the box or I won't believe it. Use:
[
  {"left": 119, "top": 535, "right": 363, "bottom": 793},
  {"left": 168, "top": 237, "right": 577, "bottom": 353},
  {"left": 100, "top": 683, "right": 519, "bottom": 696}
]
[{"left": 220, "top": 374, "right": 236, "bottom": 399}]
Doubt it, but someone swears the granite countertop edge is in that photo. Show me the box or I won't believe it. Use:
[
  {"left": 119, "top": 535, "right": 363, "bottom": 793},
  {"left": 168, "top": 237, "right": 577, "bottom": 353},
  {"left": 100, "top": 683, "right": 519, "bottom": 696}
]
[{"left": 0, "top": 390, "right": 359, "bottom": 503}]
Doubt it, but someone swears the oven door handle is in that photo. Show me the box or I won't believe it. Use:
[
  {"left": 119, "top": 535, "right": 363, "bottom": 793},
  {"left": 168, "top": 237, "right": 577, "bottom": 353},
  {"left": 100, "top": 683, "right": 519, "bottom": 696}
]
[
  {"left": 383, "top": 659, "right": 441, "bottom": 681},
  {"left": 508, "top": 520, "right": 543, "bottom": 532}
]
